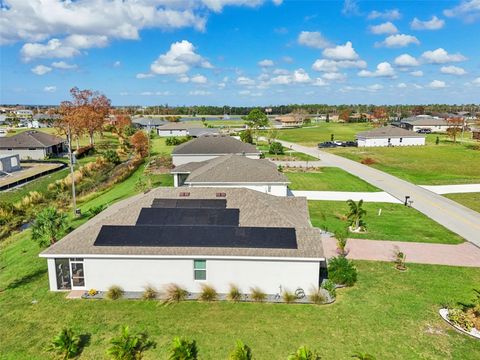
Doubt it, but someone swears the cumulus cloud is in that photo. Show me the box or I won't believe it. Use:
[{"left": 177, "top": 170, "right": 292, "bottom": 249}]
[
  {"left": 411, "top": 16, "right": 445, "bottom": 30},
  {"left": 358, "top": 62, "right": 395, "bottom": 78},
  {"left": 410, "top": 70, "right": 424, "bottom": 77},
  {"left": 428, "top": 80, "right": 447, "bottom": 89},
  {"left": 472, "top": 77, "right": 480, "bottom": 85},
  {"left": 268, "top": 68, "right": 312, "bottom": 85},
  {"left": 322, "top": 41, "right": 359, "bottom": 61},
  {"left": 31, "top": 65, "right": 52, "bottom": 75},
  {"left": 444, "top": 0, "right": 480, "bottom": 23},
  {"left": 136, "top": 73, "right": 154, "bottom": 79},
  {"left": 237, "top": 76, "right": 255, "bottom": 86},
  {"left": 292, "top": 68, "right": 311, "bottom": 83},
  {"left": 313, "top": 78, "right": 328, "bottom": 86},
  {"left": 312, "top": 59, "right": 367, "bottom": 72},
  {"left": 297, "top": 31, "right": 330, "bottom": 48},
  {"left": 190, "top": 74, "right": 208, "bottom": 83},
  {"left": 51, "top": 61, "right": 78, "bottom": 70},
  {"left": 421, "top": 48, "right": 467, "bottom": 63},
  {"left": 258, "top": 59, "right": 274, "bottom": 67},
  {"left": 369, "top": 22, "right": 398, "bottom": 34},
  {"left": 43, "top": 86, "right": 57, "bottom": 92},
  {"left": 394, "top": 54, "right": 419, "bottom": 67},
  {"left": 376, "top": 34, "right": 420, "bottom": 48},
  {"left": 322, "top": 72, "right": 347, "bottom": 81},
  {"left": 440, "top": 65, "right": 467, "bottom": 75},
  {"left": 189, "top": 90, "right": 211, "bottom": 96},
  {"left": 273, "top": 68, "right": 290, "bottom": 75},
  {"left": 368, "top": 9, "right": 401, "bottom": 20}
]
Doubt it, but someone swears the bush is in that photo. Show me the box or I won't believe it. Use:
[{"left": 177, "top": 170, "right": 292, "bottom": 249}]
[
  {"left": 448, "top": 308, "right": 474, "bottom": 331},
  {"left": 166, "top": 137, "right": 190, "bottom": 146},
  {"left": 239, "top": 130, "right": 253, "bottom": 144},
  {"left": 142, "top": 286, "right": 158, "bottom": 300},
  {"left": 74, "top": 145, "right": 94, "bottom": 159},
  {"left": 106, "top": 285, "right": 124, "bottom": 300},
  {"left": 107, "top": 326, "right": 156, "bottom": 360},
  {"left": 46, "top": 328, "right": 81, "bottom": 359},
  {"left": 321, "top": 279, "right": 336, "bottom": 299},
  {"left": 249, "top": 287, "right": 267, "bottom": 302},
  {"left": 282, "top": 290, "right": 296, "bottom": 304},
  {"left": 360, "top": 157, "right": 376, "bottom": 165},
  {"left": 199, "top": 284, "right": 217, "bottom": 302},
  {"left": 227, "top": 284, "right": 242, "bottom": 302},
  {"left": 88, "top": 204, "right": 106, "bottom": 218},
  {"left": 164, "top": 283, "right": 188, "bottom": 304},
  {"left": 269, "top": 141, "right": 284, "bottom": 155},
  {"left": 229, "top": 340, "right": 253, "bottom": 360},
  {"left": 288, "top": 345, "right": 321, "bottom": 360},
  {"left": 328, "top": 256, "right": 358, "bottom": 287},
  {"left": 103, "top": 149, "right": 121, "bottom": 164},
  {"left": 308, "top": 288, "right": 326, "bottom": 305},
  {"left": 169, "top": 337, "right": 198, "bottom": 360}
]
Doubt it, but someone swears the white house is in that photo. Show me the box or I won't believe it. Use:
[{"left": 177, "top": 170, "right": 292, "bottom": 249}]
[
  {"left": 39, "top": 187, "right": 325, "bottom": 295},
  {"left": 171, "top": 154, "right": 290, "bottom": 196},
  {"left": 0, "top": 130, "right": 66, "bottom": 160},
  {"left": 171, "top": 135, "right": 261, "bottom": 166},
  {"left": 157, "top": 122, "right": 220, "bottom": 137},
  {"left": 356, "top": 126, "right": 425, "bottom": 147},
  {"left": 398, "top": 115, "right": 450, "bottom": 133}
]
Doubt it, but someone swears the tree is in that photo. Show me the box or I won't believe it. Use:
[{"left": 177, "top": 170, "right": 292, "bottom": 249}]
[
  {"left": 239, "top": 129, "right": 253, "bottom": 144},
  {"left": 339, "top": 109, "right": 351, "bottom": 122},
  {"left": 244, "top": 108, "right": 268, "bottom": 142},
  {"left": 372, "top": 107, "right": 388, "bottom": 126},
  {"left": 269, "top": 141, "right": 284, "bottom": 155},
  {"left": 346, "top": 199, "right": 366, "bottom": 232},
  {"left": 46, "top": 328, "right": 81, "bottom": 360},
  {"left": 130, "top": 131, "right": 149, "bottom": 157},
  {"left": 446, "top": 117, "right": 464, "bottom": 143},
  {"left": 31, "top": 207, "right": 69, "bottom": 247},
  {"left": 291, "top": 108, "right": 309, "bottom": 124},
  {"left": 112, "top": 110, "right": 132, "bottom": 139},
  {"left": 287, "top": 345, "right": 321, "bottom": 360},
  {"left": 412, "top": 106, "right": 425, "bottom": 116},
  {"left": 169, "top": 337, "right": 198, "bottom": 360},
  {"left": 229, "top": 340, "right": 253, "bottom": 360},
  {"left": 106, "top": 326, "right": 156, "bottom": 360}
]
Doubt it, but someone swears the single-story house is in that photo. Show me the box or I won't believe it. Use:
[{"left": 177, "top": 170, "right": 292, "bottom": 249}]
[
  {"left": 398, "top": 115, "right": 450, "bottom": 132},
  {"left": 0, "top": 130, "right": 66, "bottom": 160},
  {"left": 39, "top": 187, "right": 325, "bottom": 294},
  {"left": 171, "top": 154, "right": 290, "bottom": 196},
  {"left": 14, "top": 109, "right": 33, "bottom": 118},
  {"left": 132, "top": 117, "right": 167, "bottom": 131},
  {"left": 157, "top": 122, "right": 220, "bottom": 137},
  {"left": 0, "top": 153, "right": 21, "bottom": 174},
  {"left": 356, "top": 126, "right": 425, "bottom": 147},
  {"left": 171, "top": 135, "right": 261, "bottom": 166},
  {"left": 274, "top": 115, "right": 303, "bottom": 128}
]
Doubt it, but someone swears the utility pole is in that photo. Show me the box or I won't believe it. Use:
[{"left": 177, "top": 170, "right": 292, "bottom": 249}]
[{"left": 67, "top": 124, "right": 77, "bottom": 217}]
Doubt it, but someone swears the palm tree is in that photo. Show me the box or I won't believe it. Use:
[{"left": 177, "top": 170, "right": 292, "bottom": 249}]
[
  {"left": 169, "top": 337, "right": 198, "bottom": 360},
  {"left": 229, "top": 340, "right": 253, "bottom": 360},
  {"left": 106, "top": 326, "right": 156, "bottom": 360},
  {"left": 31, "top": 207, "right": 69, "bottom": 247},
  {"left": 351, "top": 352, "right": 376, "bottom": 360},
  {"left": 46, "top": 328, "right": 81, "bottom": 360},
  {"left": 287, "top": 345, "right": 321, "bottom": 360},
  {"left": 346, "top": 199, "right": 366, "bottom": 232}
]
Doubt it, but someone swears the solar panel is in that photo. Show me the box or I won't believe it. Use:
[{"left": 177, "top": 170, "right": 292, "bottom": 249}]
[
  {"left": 136, "top": 207, "right": 239, "bottom": 226},
  {"left": 151, "top": 198, "right": 227, "bottom": 209},
  {"left": 94, "top": 225, "right": 297, "bottom": 249}
]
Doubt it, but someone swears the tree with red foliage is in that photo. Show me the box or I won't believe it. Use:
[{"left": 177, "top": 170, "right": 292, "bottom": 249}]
[
  {"left": 130, "top": 130, "right": 149, "bottom": 158},
  {"left": 372, "top": 107, "right": 388, "bottom": 126},
  {"left": 339, "top": 109, "right": 351, "bottom": 122},
  {"left": 446, "top": 117, "right": 464, "bottom": 143}
]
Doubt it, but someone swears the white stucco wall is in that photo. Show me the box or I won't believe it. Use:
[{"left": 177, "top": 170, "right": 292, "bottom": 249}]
[
  {"left": 0, "top": 148, "right": 47, "bottom": 160},
  {"left": 47, "top": 259, "right": 57, "bottom": 291},
  {"left": 185, "top": 183, "right": 288, "bottom": 196},
  {"left": 172, "top": 154, "right": 260, "bottom": 166},
  {"left": 158, "top": 129, "right": 189, "bottom": 137},
  {"left": 411, "top": 125, "right": 449, "bottom": 133},
  {"left": 357, "top": 137, "right": 425, "bottom": 147}
]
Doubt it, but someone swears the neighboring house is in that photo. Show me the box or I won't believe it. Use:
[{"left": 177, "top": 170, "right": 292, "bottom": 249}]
[
  {"left": 398, "top": 115, "right": 450, "bottom": 132},
  {"left": 0, "top": 130, "right": 66, "bottom": 160},
  {"left": 157, "top": 122, "right": 219, "bottom": 137},
  {"left": 171, "top": 135, "right": 261, "bottom": 166},
  {"left": 39, "top": 187, "right": 325, "bottom": 294},
  {"left": 132, "top": 117, "right": 167, "bottom": 131},
  {"left": 274, "top": 115, "right": 303, "bottom": 128},
  {"left": 0, "top": 154, "right": 21, "bottom": 174},
  {"left": 356, "top": 126, "right": 425, "bottom": 147},
  {"left": 14, "top": 109, "right": 33, "bottom": 118},
  {"left": 171, "top": 154, "right": 290, "bottom": 196}
]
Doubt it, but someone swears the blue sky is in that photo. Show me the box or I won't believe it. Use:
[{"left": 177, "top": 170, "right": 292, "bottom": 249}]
[{"left": 1, "top": 0, "right": 479, "bottom": 106}]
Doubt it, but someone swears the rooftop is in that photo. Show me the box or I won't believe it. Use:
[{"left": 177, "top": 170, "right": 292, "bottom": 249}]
[
  {"left": 400, "top": 116, "right": 448, "bottom": 126},
  {"left": 132, "top": 117, "right": 167, "bottom": 126},
  {"left": 172, "top": 135, "right": 260, "bottom": 155},
  {"left": 158, "top": 122, "right": 205, "bottom": 130},
  {"left": 357, "top": 126, "right": 425, "bottom": 139},
  {"left": 0, "top": 130, "right": 65, "bottom": 148}
]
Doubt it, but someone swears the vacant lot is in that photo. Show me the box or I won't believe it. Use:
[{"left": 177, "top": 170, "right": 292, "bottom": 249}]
[
  {"left": 257, "top": 142, "right": 317, "bottom": 161},
  {"left": 286, "top": 168, "right": 379, "bottom": 192},
  {"left": 444, "top": 192, "right": 480, "bottom": 213},
  {"left": 308, "top": 200, "right": 464, "bottom": 244}
]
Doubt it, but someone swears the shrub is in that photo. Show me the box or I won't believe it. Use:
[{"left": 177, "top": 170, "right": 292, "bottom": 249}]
[
  {"left": 308, "top": 288, "right": 326, "bottom": 305},
  {"left": 249, "top": 287, "right": 267, "bottom": 302},
  {"left": 287, "top": 345, "right": 321, "bottom": 360},
  {"left": 321, "top": 279, "right": 336, "bottom": 299},
  {"left": 46, "top": 328, "right": 81, "bottom": 359},
  {"left": 229, "top": 340, "right": 253, "bottom": 360},
  {"left": 169, "top": 337, "right": 198, "bottom": 360},
  {"left": 164, "top": 283, "right": 188, "bottom": 304},
  {"left": 103, "top": 149, "right": 121, "bottom": 164},
  {"left": 107, "top": 326, "right": 156, "bottom": 360},
  {"left": 106, "top": 285, "right": 124, "bottom": 300},
  {"left": 142, "top": 286, "right": 158, "bottom": 300},
  {"left": 239, "top": 129, "right": 253, "bottom": 144},
  {"left": 334, "top": 229, "right": 348, "bottom": 256},
  {"left": 227, "top": 284, "right": 242, "bottom": 302},
  {"left": 393, "top": 248, "right": 407, "bottom": 271},
  {"left": 269, "top": 141, "right": 284, "bottom": 155},
  {"left": 360, "top": 157, "right": 376, "bottom": 165},
  {"left": 199, "top": 284, "right": 217, "bottom": 302},
  {"left": 328, "top": 256, "right": 358, "bottom": 287},
  {"left": 448, "top": 308, "right": 474, "bottom": 331},
  {"left": 166, "top": 137, "right": 190, "bottom": 146},
  {"left": 88, "top": 204, "right": 106, "bottom": 218},
  {"left": 74, "top": 145, "right": 94, "bottom": 159},
  {"left": 282, "top": 290, "right": 296, "bottom": 304}
]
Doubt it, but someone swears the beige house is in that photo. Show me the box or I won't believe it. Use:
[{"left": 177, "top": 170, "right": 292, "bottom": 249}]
[{"left": 0, "top": 131, "right": 66, "bottom": 160}]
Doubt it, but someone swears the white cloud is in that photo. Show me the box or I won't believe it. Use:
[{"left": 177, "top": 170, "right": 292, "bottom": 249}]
[
  {"left": 313, "top": 78, "right": 328, "bottom": 86},
  {"left": 410, "top": 70, "right": 424, "bottom": 77},
  {"left": 141, "top": 91, "right": 171, "bottom": 96},
  {"left": 238, "top": 89, "right": 262, "bottom": 96},
  {"left": 376, "top": 34, "right": 420, "bottom": 48},
  {"left": 394, "top": 54, "right": 419, "bottom": 67},
  {"left": 136, "top": 73, "right": 154, "bottom": 79},
  {"left": 113, "top": 60, "right": 121, "bottom": 67},
  {"left": 369, "top": 22, "right": 398, "bottom": 35},
  {"left": 268, "top": 68, "right": 312, "bottom": 85},
  {"left": 177, "top": 75, "right": 191, "bottom": 83},
  {"left": 368, "top": 9, "right": 401, "bottom": 20},
  {"left": 51, "top": 61, "right": 77, "bottom": 70},
  {"left": 292, "top": 68, "right": 311, "bottom": 83},
  {"left": 444, "top": 0, "right": 480, "bottom": 23},
  {"left": 258, "top": 59, "right": 274, "bottom": 67},
  {"left": 440, "top": 65, "right": 467, "bottom": 75},
  {"left": 312, "top": 59, "right": 367, "bottom": 72},
  {"left": 322, "top": 72, "right": 347, "bottom": 81},
  {"left": 428, "top": 80, "right": 447, "bottom": 89},
  {"left": 236, "top": 76, "right": 255, "bottom": 86},
  {"left": 43, "top": 86, "right": 56, "bottom": 92},
  {"left": 31, "top": 65, "right": 52, "bottom": 75},
  {"left": 367, "top": 84, "right": 384, "bottom": 91},
  {"left": 421, "top": 48, "right": 467, "bottom": 64},
  {"left": 189, "top": 90, "right": 211, "bottom": 96},
  {"left": 397, "top": 83, "right": 407, "bottom": 88},
  {"left": 342, "top": 0, "right": 361, "bottom": 16},
  {"left": 273, "top": 68, "right": 290, "bottom": 75},
  {"left": 190, "top": 74, "right": 208, "bottom": 83},
  {"left": 297, "top": 31, "right": 330, "bottom": 49},
  {"left": 270, "top": 75, "right": 291, "bottom": 85},
  {"left": 472, "top": 77, "right": 480, "bottom": 85},
  {"left": 358, "top": 62, "right": 395, "bottom": 78},
  {"left": 411, "top": 16, "right": 445, "bottom": 30},
  {"left": 322, "top": 41, "right": 359, "bottom": 61},
  {"left": 282, "top": 56, "right": 294, "bottom": 63}
]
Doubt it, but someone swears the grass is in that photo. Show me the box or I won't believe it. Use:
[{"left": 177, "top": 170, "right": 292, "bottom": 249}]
[
  {"left": 444, "top": 192, "right": 480, "bottom": 213},
  {"left": 256, "top": 143, "right": 317, "bottom": 161},
  {"left": 286, "top": 168, "right": 379, "bottom": 192},
  {"left": 308, "top": 200, "right": 464, "bottom": 244}
]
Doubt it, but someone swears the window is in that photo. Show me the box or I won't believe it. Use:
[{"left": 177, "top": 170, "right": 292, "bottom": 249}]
[{"left": 194, "top": 260, "right": 206, "bottom": 280}]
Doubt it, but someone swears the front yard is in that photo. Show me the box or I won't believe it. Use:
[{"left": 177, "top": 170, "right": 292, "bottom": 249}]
[{"left": 444, "top": 192, "right": 480, "bottom": 213}]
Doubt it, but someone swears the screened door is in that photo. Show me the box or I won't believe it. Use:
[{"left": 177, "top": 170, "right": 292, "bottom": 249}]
[
  {"left": 70, "top": 259, "right": 85, "bottom": 289},
  {"left": 55, "top": 258, "right": 71, "bottom": 290}
]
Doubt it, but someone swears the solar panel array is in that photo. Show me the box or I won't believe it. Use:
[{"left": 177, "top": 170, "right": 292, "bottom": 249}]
[{"left": 136, "top": 207, "right": 239, "bottom": 226}]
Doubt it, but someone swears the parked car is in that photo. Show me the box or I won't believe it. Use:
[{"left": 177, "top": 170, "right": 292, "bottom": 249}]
[
  {"left": 416, "top": 128, "right": 432, "bottom": 134},
  {"left": 318, "top": 141, "right": 337, "bottom": 148},
  {"left": 343, "top": 141, "right": 357, "bottom": 147}
]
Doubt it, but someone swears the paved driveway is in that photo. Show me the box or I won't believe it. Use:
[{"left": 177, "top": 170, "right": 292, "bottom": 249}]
[{"left": 278, "top": 140, "right": 480, "bottom": 247}]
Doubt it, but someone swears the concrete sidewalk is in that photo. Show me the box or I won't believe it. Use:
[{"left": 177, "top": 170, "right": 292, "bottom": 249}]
[
  {"left": 420, "top": 184, "right": 480, "bottom": 194},
  {"left": 291, "top": 190, "right": 401, "bottom": 203}
]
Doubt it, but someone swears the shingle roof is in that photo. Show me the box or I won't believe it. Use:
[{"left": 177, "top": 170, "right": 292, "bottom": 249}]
[
  {"left": 40, "top": 187, "right": 323, "bottom": 259},
  {"left": 158, "top": 122, "right": 204, "bottom": 130},
  {"left": 132, "top": 117, "right": 167, "bottom": 126},
  {"left": 400, "top": 116, "right": 448, "bottom": 126},
  {"left": 173, "top": 155, "right": 289, "bottom": 184},
  {"left": 172, "top": 135, "right": 260, "bottom": 155},
  {"left": 356, "top": 126, "right": 425, "bottom": 139},
  {"left": 0, "top": 130, "right": 65, "bottom": 148},
  {"left": 187, "top": 128, "right": 220, "bottom": 137}
]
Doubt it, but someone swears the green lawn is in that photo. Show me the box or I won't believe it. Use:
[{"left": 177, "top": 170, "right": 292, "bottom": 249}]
[
  {"left": 256, "top": 143, "right": 317, "bottom": 161},
  {"left": 1, "top": 231, "right": 479, "bottom": 359},
  {"left": 150, "top": 136, "right": 172, "bottom": 156},
  {"left": 286, "top": 168, "right": 379, "bottom": 192},
  {"left": 444, "top": 192, "right": 480, "bottom": 213},
  {"left": 308, "top": 201, "right": 464, "bottom": 244}
]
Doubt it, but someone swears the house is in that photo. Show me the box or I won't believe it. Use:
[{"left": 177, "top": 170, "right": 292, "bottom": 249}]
[
  {"left": 132, "top": 117, "right": 167, "bottom": 131},
  {"left": 398, "top": 115, "right": 450, "bottom": 132},
  {"left": 0, "top": 130, "right": 66, "bottom": 160},
  {"left": 356, "top": 126, "right": 425, "bottom": 147},
  {"left": 39, "top": 187, "right": 325, "bottom": 294},
  {"left": 14, "top": 109, "right": 33, "bottom": 119},
  {"left": 157, "top": 122, "right": 220, "bottom": 137},
  {"left": 274, "top": 115, "right": 303, "bottom": 128},
  {"left": 171, "top": 154, "right": 290, "bottom": 196},
  {"left": 0, "top": 154, "right": 21, "bottom": 174},
  {"left": 171, "top": 135, "right": 261, "bottom": 166}
]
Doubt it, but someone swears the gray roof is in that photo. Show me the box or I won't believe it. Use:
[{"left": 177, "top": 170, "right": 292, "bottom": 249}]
[
  {"left": 400, "top": 116, "right": 448, "bottom": 126},
  {"left": 357, "top": 126, "right": 425, "bottom": 139},
  {"left": 172, "top": 155, "right": 289, "bottom": 184},
  {"left": 0, "top": 130, "right": 65, "bottom": 148},
  {"left": 158, "top": 122, "right": 204, "bottom": 130},
  {"left": 187, "top": 128, "right": 220, "bottom": 137},
  {"left": 173, "top": 135, "right": 260, "bottom": 155},
  {"left": 40, "top": 187, "right": 323, "bottom": 259},
  {"left": 33, "top": 114, "right": 61, "bottom": 121},
  {"left": 132, "top": 117, "right": 167, "bottom": 126}
]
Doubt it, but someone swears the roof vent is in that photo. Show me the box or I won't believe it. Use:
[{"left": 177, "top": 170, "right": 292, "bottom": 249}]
[
  {"left": 179, "top": 192, "right": 190, "bottom": 197},
  {"left": 216, "top": 192, "right": 226, "bottom": 197}
]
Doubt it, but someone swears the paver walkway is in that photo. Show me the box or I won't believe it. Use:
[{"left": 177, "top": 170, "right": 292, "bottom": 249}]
[
  {"left": 321, "top": 236, "right": 480, "bottom": 267},
  {"left": 291, "top": 190, "right": 401, "bottom": 203},
  {"left": 278, "top": 140, "right": 480, "bottom": 247}
]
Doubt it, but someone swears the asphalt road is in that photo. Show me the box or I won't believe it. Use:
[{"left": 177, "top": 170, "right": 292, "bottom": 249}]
[{"left": 278, "top": 140, "right": 480, "bottom": 247}]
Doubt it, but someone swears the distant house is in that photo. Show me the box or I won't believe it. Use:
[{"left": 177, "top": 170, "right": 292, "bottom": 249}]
[
  {"left": 14, "top": 109, "right": 33, "bottom": 118},
  {"left": 0, "top": 130, "right": 66, "bottom": 160},
  {"left": 274, "top": 115, "right": 303, "bottom": 128},
  {"left": 39, "top": 187, "right": 325, "bottom": 294},
  {"left": 132, "top": 117, "right": 167, "bottom": 131},
  {"left": 171, "top": 154, "right": 290, "bottom": 196},
  {"left": 157, "top": 122, "right": 220, "bottom": 137},
  {"left": 0, "top": 154, "right": 21, "bottom": 174},
  {"left": 398, "top": 115, "right": 450, "bottom": 133},
  {"left": 356, "top": 126, "right": 425, "bottom": 147},
  {"left": 171, "top": 135, "right": 261, "bottom": 166}
]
